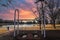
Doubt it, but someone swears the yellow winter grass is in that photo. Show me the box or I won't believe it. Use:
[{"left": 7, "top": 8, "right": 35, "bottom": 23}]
[
  {"left": 0, "top": 24, "right": 60, "bottom": 35},
  {"left": 0, "top": 27, "right": 8, "bottom": 34}
]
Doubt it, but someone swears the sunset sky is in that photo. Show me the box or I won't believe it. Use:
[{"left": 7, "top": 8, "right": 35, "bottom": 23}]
[
  {"left": 0, "top": 0, "right": 60, "bottom": 20},
  {"left": 0, "top": 0, "right": 38, "bottom": 20}
]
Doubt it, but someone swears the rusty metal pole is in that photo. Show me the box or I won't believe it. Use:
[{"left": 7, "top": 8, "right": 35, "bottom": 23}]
[
  {"left": 14, "top": 9, "right": 16, "bottom": 37},
  {"left": 35, "top": 0, "right": 46, "bottom": 38},
  {"left": 16, "top": 9, "right": 19, "bottom": 35},
  {"left": 14, "top": 9, "right": 19, "bottom": 37},
  {"left": 41, "top": 1, "right": 46, "bottom": 38}
]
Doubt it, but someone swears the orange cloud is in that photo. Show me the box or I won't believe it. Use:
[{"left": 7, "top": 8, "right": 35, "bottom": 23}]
[
  {"left": 19, "top": 9, "right": 36, "bottom": 19},
  {"left": 1, "top": 9, "right": 36, "bottom": 20},
  {"left": 0, "top": 0, "right": 38, "bottom": 20}
]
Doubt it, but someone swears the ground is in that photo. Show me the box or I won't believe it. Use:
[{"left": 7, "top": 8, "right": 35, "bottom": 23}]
[
  {"left": 0, "top": 24, "right": 60, "bottom": 34},
  {"left": 0, "top": 24, "right": 60, "bottom": 40}
]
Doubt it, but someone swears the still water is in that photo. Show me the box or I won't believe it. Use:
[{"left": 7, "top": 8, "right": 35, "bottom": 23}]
[
  {"left": 1, "top": 24, "right": 40, "bottom": 30},
  {"left": 0, "top": 24, "right": 60, "bottom": 31}
]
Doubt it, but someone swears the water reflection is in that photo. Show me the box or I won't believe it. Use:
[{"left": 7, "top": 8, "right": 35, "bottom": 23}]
[
  {"left": 0, "top": 24, "right": 60, "bottom": 31},
  {"left": 0, "top": 24, "right": 40, "bottom": 30}
]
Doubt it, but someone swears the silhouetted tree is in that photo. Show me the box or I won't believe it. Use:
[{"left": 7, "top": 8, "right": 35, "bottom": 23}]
[
  {"left": 47, "top": 0, "right": 60, "bottom": 28},
  {"left": 0, "top": 19, "right": 3, "bottom": 23},
  {"left": 56, "top": 8, "right": 60, "bottom": 24},
  {"left": 0, "top": 0, "right": 13, "bottom": 7}
]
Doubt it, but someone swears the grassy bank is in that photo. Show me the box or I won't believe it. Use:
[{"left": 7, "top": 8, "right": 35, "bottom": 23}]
[{"left": 0, "top": 24, "right": 60, "bottom": 35}]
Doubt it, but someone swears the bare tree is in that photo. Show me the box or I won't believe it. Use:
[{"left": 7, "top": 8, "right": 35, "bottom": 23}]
[
  {"left": 47, "top": 0, "right": 60, "bottom": 28},
  {"left": 0, "top": 0, "right": 13, "bottom": 7},
  {"left": 56, "top": 8, "right": 60, "bottom": 24}
]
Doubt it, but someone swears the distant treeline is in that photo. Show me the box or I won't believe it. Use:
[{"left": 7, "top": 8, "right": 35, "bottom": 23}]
[
  {"left": 0, "top": 19, "right": 39, "bottom": 25},
  {"left": 0, "top": 19, "right": 14, "bottom": 25},
  {"left": 0, "top": 19, "right": 60, "bottom": 25}
]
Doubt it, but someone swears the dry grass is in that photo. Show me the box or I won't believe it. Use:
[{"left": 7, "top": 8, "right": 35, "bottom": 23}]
[
  {"left": 0, "top": 27, "right": 8, "bottom": 34},
  {"left": 0, "top": 24, "right": 60, "bottom": 35}
]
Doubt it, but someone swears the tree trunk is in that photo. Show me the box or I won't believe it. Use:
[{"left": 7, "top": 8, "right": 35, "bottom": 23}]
[{"left": 53, "top": 20, "right": 56, "bottom": 29}]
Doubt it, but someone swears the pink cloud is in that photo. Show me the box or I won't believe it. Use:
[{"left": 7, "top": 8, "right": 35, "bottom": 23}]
[
  {"left": 0, "top": 8, "right": 36, "bottom": 20},
  {"left": 0, "top": 0, "right": 38, "bottom": 20}
]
